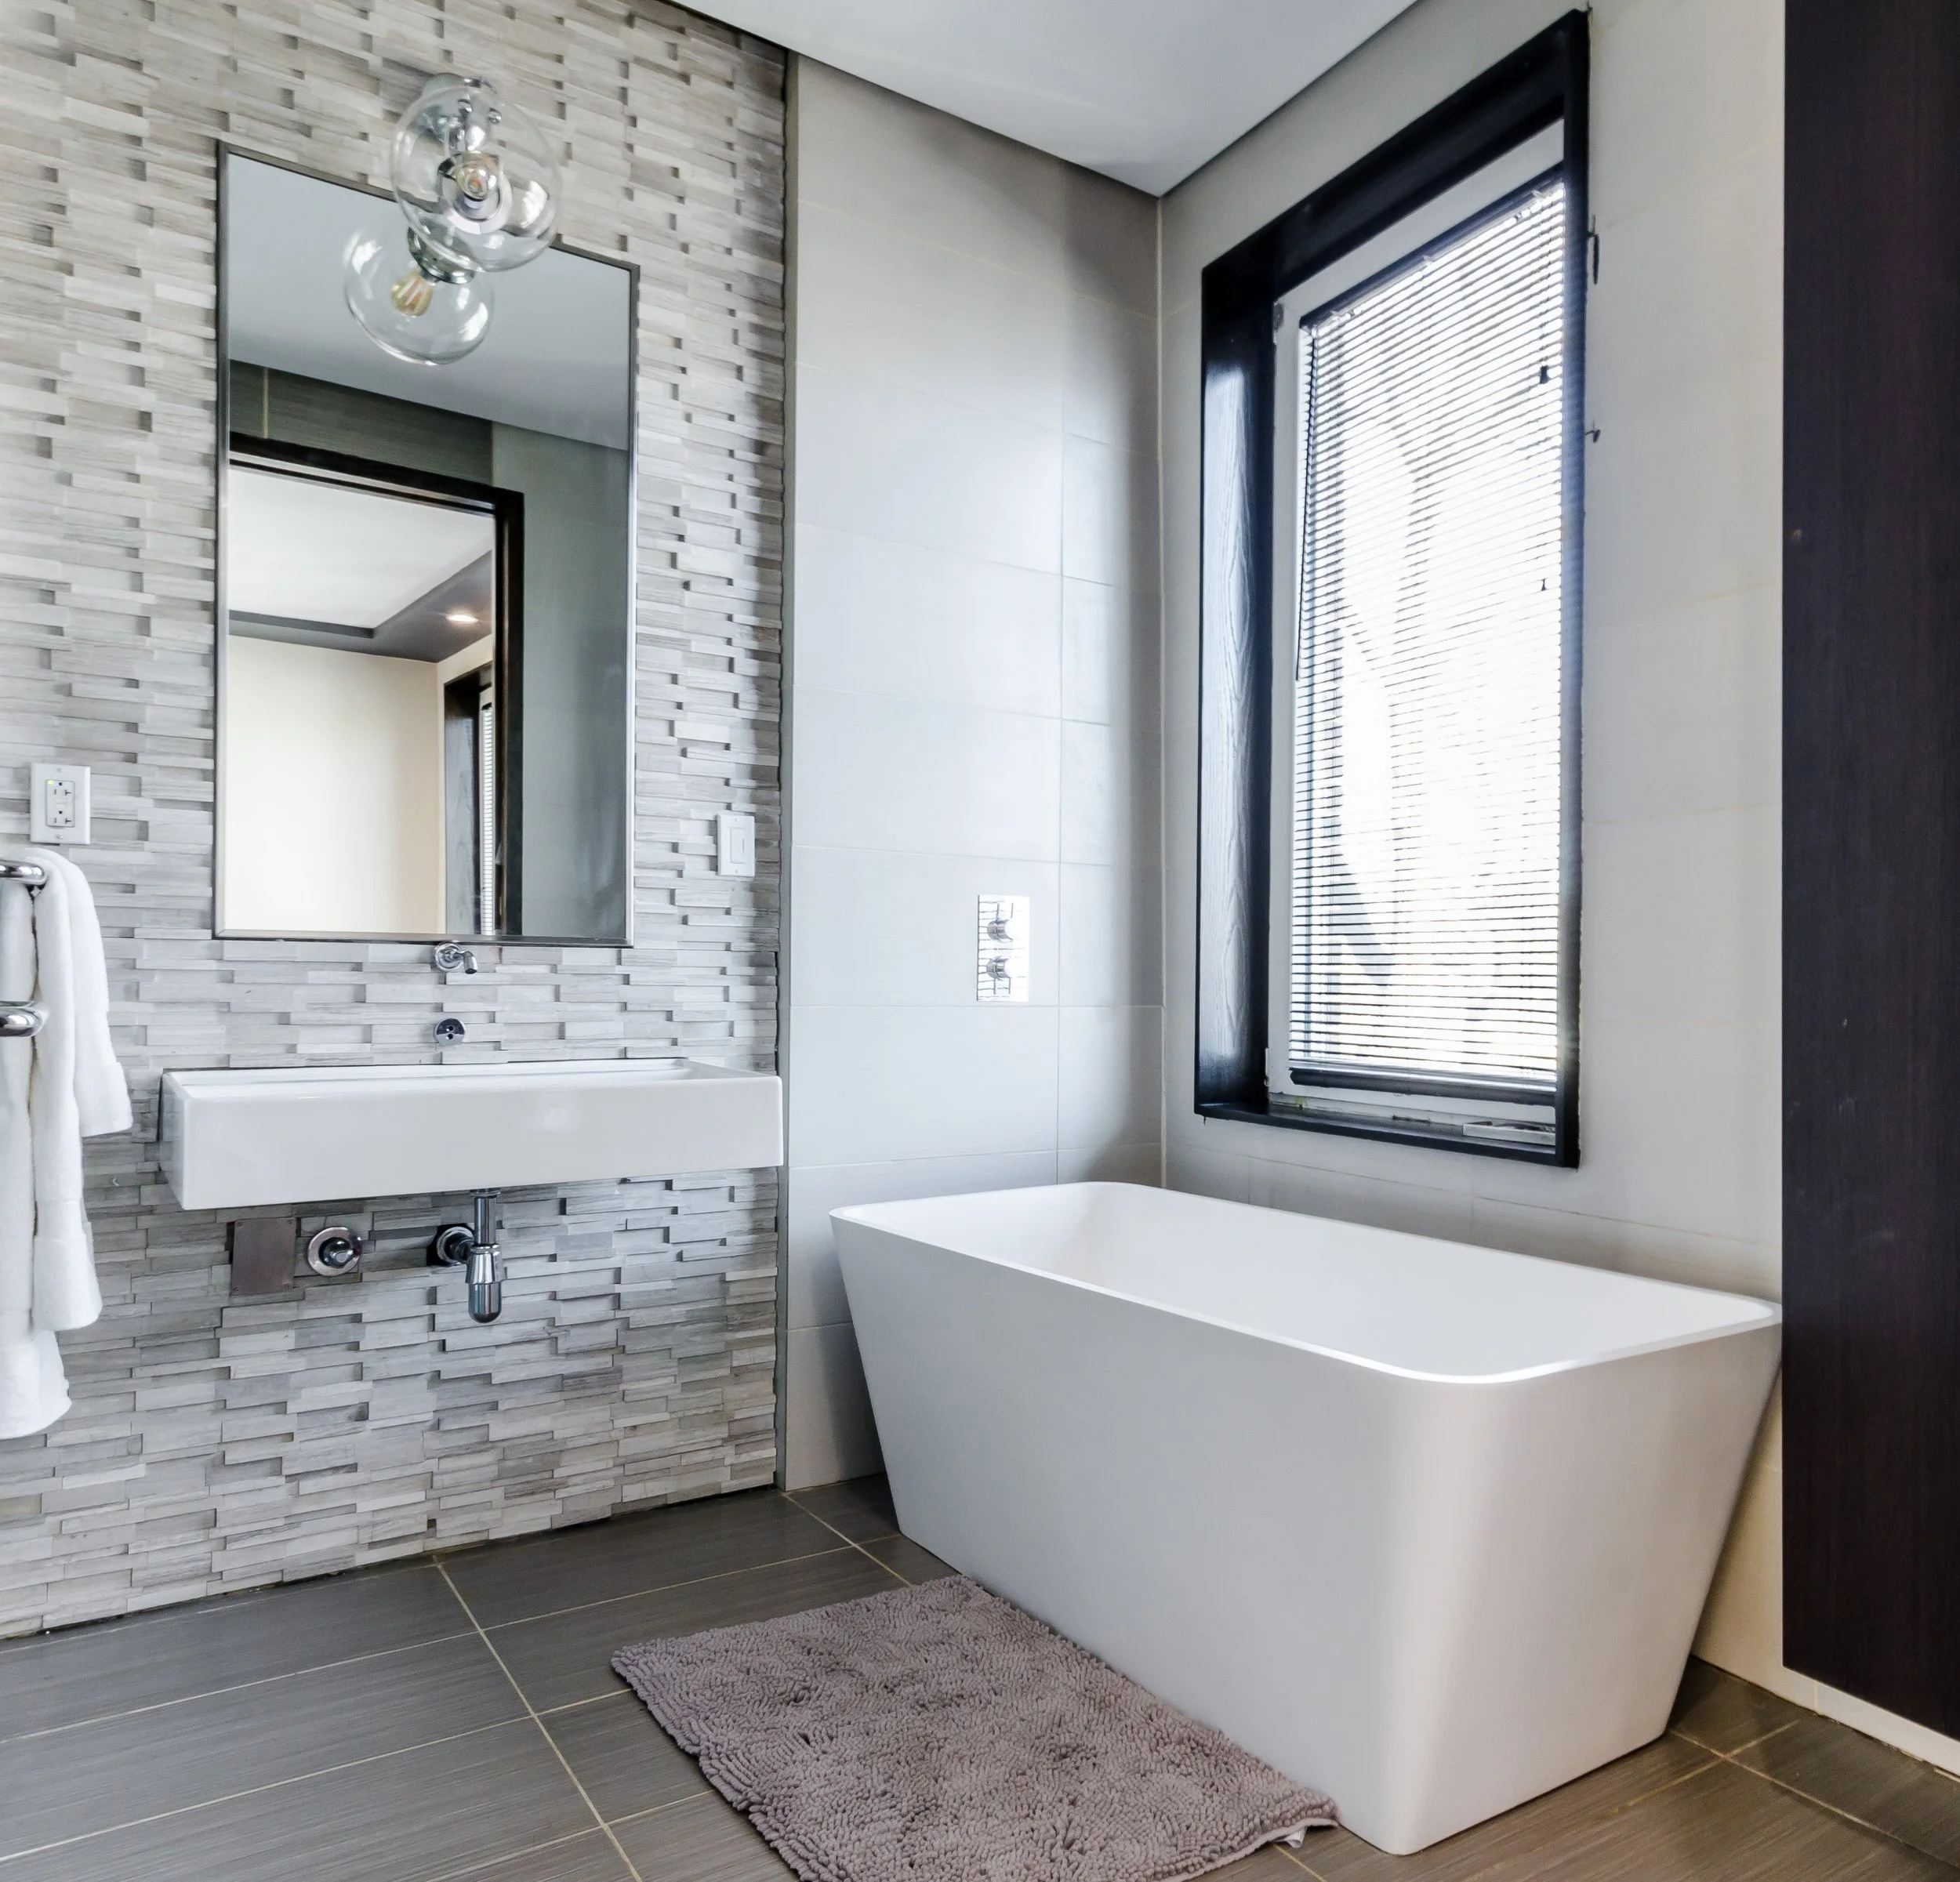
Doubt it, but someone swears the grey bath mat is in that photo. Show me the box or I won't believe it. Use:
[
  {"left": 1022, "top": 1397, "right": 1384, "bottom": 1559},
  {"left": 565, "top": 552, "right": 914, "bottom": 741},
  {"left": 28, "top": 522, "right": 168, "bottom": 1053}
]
[{"left": 611, "top": 1574, "right": 1336, "bottom": 1882}]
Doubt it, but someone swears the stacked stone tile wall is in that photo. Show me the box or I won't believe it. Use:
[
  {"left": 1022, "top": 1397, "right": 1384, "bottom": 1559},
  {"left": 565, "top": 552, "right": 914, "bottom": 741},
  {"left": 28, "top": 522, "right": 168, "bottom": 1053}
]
[{"left": 0, "top": 0, "right": 786, "bottom": 1633}]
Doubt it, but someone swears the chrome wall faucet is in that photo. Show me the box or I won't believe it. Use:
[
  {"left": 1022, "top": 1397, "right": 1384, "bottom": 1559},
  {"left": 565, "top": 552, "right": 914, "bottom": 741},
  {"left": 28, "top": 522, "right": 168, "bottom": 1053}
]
[
  {"left": 429, "top": 1190, "right": 505, "bottom": 1322},
  {"left": 433, "top": 941, "right": 479, "bottom": 974}
]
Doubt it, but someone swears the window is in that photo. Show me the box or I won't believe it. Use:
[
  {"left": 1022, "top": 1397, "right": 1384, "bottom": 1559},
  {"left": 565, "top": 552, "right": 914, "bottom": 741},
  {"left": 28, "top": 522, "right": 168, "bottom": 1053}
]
[
  {"left": 1196, "top": 14, "right": 1585, "bottom": 1165},
  {"left": 1270, "top": 146, "right": 1573, "bottom": 1155}
]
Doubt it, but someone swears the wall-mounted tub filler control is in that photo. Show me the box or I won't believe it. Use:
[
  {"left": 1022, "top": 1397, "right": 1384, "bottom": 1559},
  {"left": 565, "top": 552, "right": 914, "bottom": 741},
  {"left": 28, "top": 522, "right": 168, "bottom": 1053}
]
[
  {"left": 29, "top": 763, "right": 90, "bottom": 845},
  {"left": 304, "top": 1225, "right": 362, "bottom": 1278},
  {"left": 433, "top": 941, "right": 479, "bottom": 974},
  {"left": 977, "top": 894, "right": 1030, "bottom": 1002},
  {"left": 434, "top": 1017, "right": 466, "bottom": 1044},
  {"left": 430, "top": 1190, "right": 506, "bottom": 1322}
]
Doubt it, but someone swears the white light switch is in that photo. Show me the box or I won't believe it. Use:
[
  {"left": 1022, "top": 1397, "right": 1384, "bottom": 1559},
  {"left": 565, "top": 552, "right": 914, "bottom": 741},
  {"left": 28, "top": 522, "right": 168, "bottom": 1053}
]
[
  {"left": 715, "top": 810, "right": 756, "bottom": 877},
  {"left": 977, "top": 894, "right": 1030, "bottom": 1002},
  {"left": 30, "top": 763, "right": 91, "bottom": 845}
]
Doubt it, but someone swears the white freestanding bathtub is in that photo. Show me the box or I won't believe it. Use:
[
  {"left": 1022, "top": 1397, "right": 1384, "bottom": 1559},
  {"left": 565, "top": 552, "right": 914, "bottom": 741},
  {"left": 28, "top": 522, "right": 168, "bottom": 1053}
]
[{"left": 832, "top": 1182, "right": 1780, "bottom": 1855}]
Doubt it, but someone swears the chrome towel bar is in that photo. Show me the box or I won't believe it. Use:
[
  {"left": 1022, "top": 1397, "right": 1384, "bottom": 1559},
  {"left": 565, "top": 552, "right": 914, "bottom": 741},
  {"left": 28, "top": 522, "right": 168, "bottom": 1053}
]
[
  {"left": 0, "top": 1003, "right": 45, "bottom": 1039},
  {"left": 2, "top": 860, "right": 48, "bottom": 1036}
]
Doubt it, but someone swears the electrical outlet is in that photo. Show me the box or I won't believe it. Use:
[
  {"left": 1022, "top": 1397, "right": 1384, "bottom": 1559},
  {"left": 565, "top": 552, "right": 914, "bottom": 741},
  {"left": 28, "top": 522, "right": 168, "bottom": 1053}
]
[
  {"left": 715, "top": 810, "right": 756, "bottom": 877},
  {"left": 29, "top": 763, "right": 90, "bottom": 845}
]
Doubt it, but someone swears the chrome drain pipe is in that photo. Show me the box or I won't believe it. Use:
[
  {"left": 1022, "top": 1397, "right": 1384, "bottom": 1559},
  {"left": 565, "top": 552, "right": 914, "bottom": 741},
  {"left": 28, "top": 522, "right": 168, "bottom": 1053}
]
[{"left": 429, "top": 1189, "right": 506, "bottom": 1322}]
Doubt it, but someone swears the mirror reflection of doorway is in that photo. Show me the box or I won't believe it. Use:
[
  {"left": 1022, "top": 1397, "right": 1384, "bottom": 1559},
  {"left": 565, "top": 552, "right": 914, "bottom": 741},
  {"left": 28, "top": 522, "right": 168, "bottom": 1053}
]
[{"left": 219, "top": 448, "right": 515, "bottom": 937}]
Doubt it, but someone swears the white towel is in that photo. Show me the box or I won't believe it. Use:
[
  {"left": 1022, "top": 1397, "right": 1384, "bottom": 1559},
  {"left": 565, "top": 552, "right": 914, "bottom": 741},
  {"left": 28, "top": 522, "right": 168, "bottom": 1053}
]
[
  {"left": 0, "top": 846, "right": 130, "bottom": 1440},
  {"left": 0, "top": 865, "right": 48, "bottom": 1438}
]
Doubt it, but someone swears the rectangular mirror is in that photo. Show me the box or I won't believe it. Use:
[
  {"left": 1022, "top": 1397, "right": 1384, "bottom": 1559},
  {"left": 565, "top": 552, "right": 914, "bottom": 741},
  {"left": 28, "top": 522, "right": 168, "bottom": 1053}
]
[{"left": 216, "top": 149, "right": 636, "bottom": 943}]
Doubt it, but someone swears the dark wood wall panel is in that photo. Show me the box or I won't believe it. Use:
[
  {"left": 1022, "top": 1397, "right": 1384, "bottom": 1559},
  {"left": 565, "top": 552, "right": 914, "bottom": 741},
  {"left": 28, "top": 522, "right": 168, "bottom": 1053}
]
[{"left": 1784, "top": 0, "right": 1960, "bottom": 1735}]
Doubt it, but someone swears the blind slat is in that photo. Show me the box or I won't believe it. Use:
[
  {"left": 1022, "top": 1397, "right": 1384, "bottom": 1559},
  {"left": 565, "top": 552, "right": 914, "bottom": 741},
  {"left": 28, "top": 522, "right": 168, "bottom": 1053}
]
[{"left": 1287, "top": 179, "right": 1567, "bottom": 1093}]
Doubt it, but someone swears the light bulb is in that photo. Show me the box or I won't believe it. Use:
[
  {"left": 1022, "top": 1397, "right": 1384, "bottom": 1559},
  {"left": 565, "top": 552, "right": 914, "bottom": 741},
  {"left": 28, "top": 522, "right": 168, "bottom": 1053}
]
[
  {"left": 389, "top": 75, "right": 559, "bottom": 275},
  {"left": 343, "top": 224, "right": 494, "bottom": 366}
]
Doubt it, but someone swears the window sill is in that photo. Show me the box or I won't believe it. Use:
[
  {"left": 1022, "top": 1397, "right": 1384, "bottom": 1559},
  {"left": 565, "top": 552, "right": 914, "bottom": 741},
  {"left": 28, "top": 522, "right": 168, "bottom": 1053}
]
[{"left": 1195, "top": 1097, "right": 1573, "bottom": 1167}]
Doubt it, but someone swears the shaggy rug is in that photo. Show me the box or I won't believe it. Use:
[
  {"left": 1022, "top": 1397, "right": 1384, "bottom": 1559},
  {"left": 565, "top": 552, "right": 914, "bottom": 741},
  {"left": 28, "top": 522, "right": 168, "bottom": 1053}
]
[{"left": 611, "top": 1575, "right": 1336, "bottom": 1882}]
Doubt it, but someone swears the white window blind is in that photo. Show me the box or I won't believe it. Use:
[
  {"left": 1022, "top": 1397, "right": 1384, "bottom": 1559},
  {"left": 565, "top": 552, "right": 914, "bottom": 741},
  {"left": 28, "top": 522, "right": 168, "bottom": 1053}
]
[{"left": 1279, "top": 176, "right": 1568, "bottom": 1145}]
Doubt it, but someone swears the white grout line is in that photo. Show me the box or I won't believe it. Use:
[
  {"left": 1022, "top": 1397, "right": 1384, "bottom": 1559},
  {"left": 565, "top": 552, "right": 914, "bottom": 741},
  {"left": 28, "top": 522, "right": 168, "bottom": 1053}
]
[
  {"left": 0, "top": 1558, "right": 438, "bottom": 1660},
  {"left": 436, "top": 1558, "right": 647, "bottom": 1882},
  {"left": 0, "top": 1491, "right": 903, "bottom": 1874},
  {"left": 417, "top": 1824, "right": 627, "bottom": 1882},
  {"left": 0, "top": 1626, "right": 482, "bottom": 1750},
  {"left": 606, "top": 1790, "right": 724, "bottom": 1833},
  {"left": 1694, "top": 1726, "right": 1957, "bottom": 1866},
  {"left": 0, "top": 1717, "right": 524, "bottom": 1869},
  {"left": 779, "top": 1491, "right": 913, "bottom": 1586},
  {"left": 477, "top": 1543, "right": 861, "bottom": 1634}
]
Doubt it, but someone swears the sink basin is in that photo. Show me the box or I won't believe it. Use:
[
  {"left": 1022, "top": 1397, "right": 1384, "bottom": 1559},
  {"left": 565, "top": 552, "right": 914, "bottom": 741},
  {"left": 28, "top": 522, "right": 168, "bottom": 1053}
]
[{"left": 159, "top": 1058, "right": 783, "bottom": 1209}]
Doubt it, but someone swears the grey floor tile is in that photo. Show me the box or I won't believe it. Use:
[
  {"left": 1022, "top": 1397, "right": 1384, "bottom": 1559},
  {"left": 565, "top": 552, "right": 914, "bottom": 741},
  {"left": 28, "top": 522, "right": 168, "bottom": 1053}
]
[
  {"left": 0, "top": 1561, "right": 467, "bottom": 1742},
  {"left": 438, "top": 1828, "right": 637, "bottom": 1882},
  {"left": 1668, "top": 1655, "right": 1813, "bottom": 1755},
  {"left": 613, "top": 1791, "right": 793, "bottom": 1882},
  {"left": 0, "top": 1631, "right": 523, "bottom": 1858},
  {"left": 1736, "top": 1710, "right": 1960, "bottom": 1866},
  {"left": 784, "top": 1475, "right": 896, "bottom": 1543},
  {"left": 1211, "top": 1844, "right": 1323, "bottom": 1881},
  {"left": 1502, "top": 1755, "right": 1956, "bottom": 1881},
  {"left": 1301, "top": 1733, "right": 1712, "bottom": 1880},
  {"left": 861, "top": 1533, "right": 957, "bottom": 1583},
  {"left": 488, "top": 1548, "right": 898, "bottom": 1713},
  {"left": 0, "top": 1718, "right": 596, "bottom": 1882},
  {"left": 544, "top": 1690, "right": 707, "bottom": 1822},
  {"left": 443, "top": 1491, "right": 840, "bottom": 1629}
]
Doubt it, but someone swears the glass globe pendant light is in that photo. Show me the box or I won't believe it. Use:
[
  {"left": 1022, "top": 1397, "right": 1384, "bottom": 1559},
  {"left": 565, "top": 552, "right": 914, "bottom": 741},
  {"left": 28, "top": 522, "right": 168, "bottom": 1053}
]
[
  {"left": 343, "top": 223, "right": 494, "bottom": 366},
  {"left": 344, "top": 74, "right": 561, "bottom": 368}
]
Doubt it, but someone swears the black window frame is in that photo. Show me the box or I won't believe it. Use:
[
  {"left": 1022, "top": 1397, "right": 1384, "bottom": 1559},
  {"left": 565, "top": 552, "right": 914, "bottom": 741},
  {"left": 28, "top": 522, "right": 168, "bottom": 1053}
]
[{"left": 1195, "top": 12, "right": 1589, "bottom": 1167}]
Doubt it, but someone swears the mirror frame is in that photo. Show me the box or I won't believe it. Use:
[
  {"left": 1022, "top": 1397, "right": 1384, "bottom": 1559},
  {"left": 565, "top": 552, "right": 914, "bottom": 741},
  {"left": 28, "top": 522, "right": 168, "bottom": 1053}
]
[{"left": 212, "top": 141, "right": 640, "bottom": 947}]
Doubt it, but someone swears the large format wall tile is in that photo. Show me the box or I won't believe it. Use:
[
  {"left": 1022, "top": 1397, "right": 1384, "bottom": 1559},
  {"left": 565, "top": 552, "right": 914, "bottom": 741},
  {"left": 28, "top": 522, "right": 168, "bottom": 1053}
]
[
  {"left": 782, "top": 60, "right": 1162, "bottom": 1490},
  {"left": 0, "top": 0, "right": 786, "bottom": 1634}
]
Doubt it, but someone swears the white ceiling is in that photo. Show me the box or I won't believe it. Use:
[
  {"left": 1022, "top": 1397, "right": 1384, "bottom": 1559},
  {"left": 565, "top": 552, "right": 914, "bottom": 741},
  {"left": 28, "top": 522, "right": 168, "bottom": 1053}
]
[
  {"left": 228, "top": 467, "right": 495, "bottom": 631},
  {"left": 690, "top": 0, "right": 1419, "bottom": 194}
]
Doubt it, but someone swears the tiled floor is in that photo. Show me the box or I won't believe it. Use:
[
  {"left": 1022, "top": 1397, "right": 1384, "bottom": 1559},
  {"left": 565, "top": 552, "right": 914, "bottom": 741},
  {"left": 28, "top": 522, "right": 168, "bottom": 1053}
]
[{"left": 2, "top": 1480, "right": 1957, "bottom": 1880}]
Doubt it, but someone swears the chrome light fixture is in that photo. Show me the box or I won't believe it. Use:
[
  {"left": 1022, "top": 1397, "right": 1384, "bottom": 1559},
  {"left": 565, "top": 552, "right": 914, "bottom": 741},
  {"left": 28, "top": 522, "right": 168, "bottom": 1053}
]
[{"left": 344, "top": 74, "right": 561, "bottom": 367}]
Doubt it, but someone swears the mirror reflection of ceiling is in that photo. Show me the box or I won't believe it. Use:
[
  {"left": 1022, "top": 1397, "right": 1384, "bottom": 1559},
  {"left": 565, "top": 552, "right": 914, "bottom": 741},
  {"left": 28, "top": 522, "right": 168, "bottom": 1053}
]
[
  {"left": 225, "top": 155, "right": 632, "bottom": 451},
  {"left": 227, "top": 465, "right": 495, "bottom": 663}
]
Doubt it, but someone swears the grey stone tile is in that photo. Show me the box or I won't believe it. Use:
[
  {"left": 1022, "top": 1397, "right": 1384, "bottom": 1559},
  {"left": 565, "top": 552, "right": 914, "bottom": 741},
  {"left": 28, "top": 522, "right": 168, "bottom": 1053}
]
[
  {"left": 785, "top": 1474, "right": 898, "bottom": 1543},
  {"left": 1301, "top": 1734, "right": 1712, "bottom": 1880},
  {"left": 613, "top": 1791, "right": 794, "bottom": 1882},
  {"left": 1668, "top": 1655, "right": 1813, "bottom": 1755},
  {"left": 862, "top": 1533, "right": 957, "bottom": 1583},
  {"left": 443, "top": 1492, "right": 839, "bottom": 1629},
  {"left": 0, "top": 1633, "right": 523, "bottom": 1858},
  {"left": 0, "top": 0, "right": 787, "bottom": 1641},
  {"left": 0, "top": 1561, "right": 467, "bottom": 1742},
  {"left": 1735, "top": 1710, "right": 1960, "bottom": 1866},
  {"left": 489, "top": 1549, "right": 898, "bottom": 1712},
  {"left": 0, "top": 1718, "right": 595, "bottom": 1882},
  {"left": 544, "top": 1691, "right": 708, "bottom": 1822}
]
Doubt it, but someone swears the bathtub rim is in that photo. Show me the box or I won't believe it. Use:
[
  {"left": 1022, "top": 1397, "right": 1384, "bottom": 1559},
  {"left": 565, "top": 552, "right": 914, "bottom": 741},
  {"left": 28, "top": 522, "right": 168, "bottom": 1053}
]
[{"left": 832, "top": 1182, "right": 1781, "bottom": 1388}]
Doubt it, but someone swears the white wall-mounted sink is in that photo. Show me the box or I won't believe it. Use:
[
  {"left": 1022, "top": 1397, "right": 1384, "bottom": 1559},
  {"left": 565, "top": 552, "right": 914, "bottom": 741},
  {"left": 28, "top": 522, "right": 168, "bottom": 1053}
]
[{"left": 160, "top": 1058, "right": 783, "bottom": 1209}]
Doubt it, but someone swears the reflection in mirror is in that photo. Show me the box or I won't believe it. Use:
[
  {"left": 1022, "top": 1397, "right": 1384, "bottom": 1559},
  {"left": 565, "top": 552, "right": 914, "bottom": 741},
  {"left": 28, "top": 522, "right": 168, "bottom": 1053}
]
[
  {"left": 217, "top": 149, "right": 635, "bottom": 944},
  {"left": 223, "top": 454, "right": 505, "bottom": 935}
]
